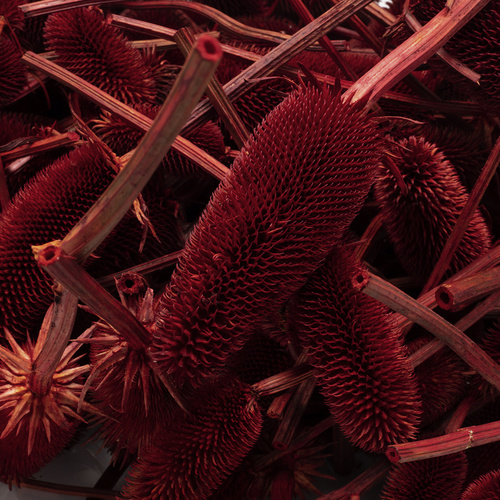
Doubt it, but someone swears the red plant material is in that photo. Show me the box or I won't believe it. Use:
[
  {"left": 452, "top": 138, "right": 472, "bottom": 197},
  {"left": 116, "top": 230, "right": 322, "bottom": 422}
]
[
  {"left": 289, "top": 246, "right": 422, "bottom": 453},
  {"left": 0, "top": 143, "right": 117, "bottom": 336},
  {"left": 407, "top": 335, "right": 467, "bottom": 426},
  {"left": 44, "top": 8, "right": 157, "bottom": 106},
  {"left": 121, "top": 378, "right": 263, "bottom": 500},
  {"left": 410, "top": 0, "right": 500, "bottom": 112},
  {"left": 152, "top": 84, "right": 382, "bottom": 387},
  {"left": 0, "top": 35, "right": 27, "bottom": 107},
  {"left": 461, "top": 469, "right": 500, "bottom": 500},
  {"left": 0, "top": 329, "right": 87, "bottom": 482},
  {"left": 374, "top": 135, "right": 492, "bottom": 283},
  {"left": 0, "top": 0, "right": 24, "bottom": 32},
  {"left": 92, "top": 105, "right": 226, "bottom": 177},
  {"left": 381, "top": 452, "right": 468, "bottom": 500},
  {"left": 87, "top": 289, "right": 176, "bottom": 459}
]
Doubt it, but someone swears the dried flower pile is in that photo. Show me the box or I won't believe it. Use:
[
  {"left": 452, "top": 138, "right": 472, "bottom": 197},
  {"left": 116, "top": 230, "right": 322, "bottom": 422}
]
[{"left": 0, "top": 0, "right": 499, "bottom": 499}]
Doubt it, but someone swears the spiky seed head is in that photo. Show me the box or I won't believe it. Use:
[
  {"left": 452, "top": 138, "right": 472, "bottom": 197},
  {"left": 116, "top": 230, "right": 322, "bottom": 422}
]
[
  {"left": 44, "top": 8, "right": 157, "bottom": 106},
  {"left": 460, "top": 469, "right": 500, "bottom": 500},
  {"left": 153, "top": 83, "right": 382, "bottom": 387},
  {"left": 121, "top": 378, "right": 263, "bottom": 500},
  {"left": 381, "top": 452, "right": 468, "bottom": 500},
  {"left": 289, "top": 245, "right": 422, "bottom": 453},
  {"left": 0, "top": 143, "right": 116, "bottom": 336},
  {"left": 0, "top": 35, "right": 27, "bottom": 107},
  {"left": 374, "top": 135, "right": 491, "bottom": 282},
  {"left": 0, "top": 329, "right": 87, "bottom": 482}
]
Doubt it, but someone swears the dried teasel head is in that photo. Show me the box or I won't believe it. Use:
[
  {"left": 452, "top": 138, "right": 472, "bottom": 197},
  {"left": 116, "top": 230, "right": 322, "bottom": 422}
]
[
  {"left": 381, "top": 452, "right": 468, "bottom": 500},
  {"left": 0, "top": 34, "right": 27, "bottom": 108},
  {"left": 374, "top": 135, "right": 492, "bottom": 283},
  {"left": 460, "top": 469, "right": 500, "bottom": 500},
  {"left": 0, "top": 328, "right": 90, "bottom": 482},
  {"left": 0, "top": 143, "right": 117, "bottom": 336},
  {"left": 289, "top": 245, "right": 422, "bottom": 453},
  {"left": 0, "top": 0, "right": 24, "bottom": 33},
  {"left": 152, "top": 83, "right": 382, "bottom": 388},
  {"left": 407, "top": 335, "right": 467, "bottom": 427},
  {"left": 121, "top": 377, "right": 263, "bottom": 500},
  {"left": 44, "top": 7, "right": 157, "bottom": 106},
  {"left": 92, "top": 105, "right": 226, "bottom": 177}
]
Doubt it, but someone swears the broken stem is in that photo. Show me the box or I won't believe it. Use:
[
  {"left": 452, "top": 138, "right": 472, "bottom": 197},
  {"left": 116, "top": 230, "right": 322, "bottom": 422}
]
[
  {"left": 251, "top": 364, "right": 313, "bottom": 397},
  {"left": 386, "top": 420, "right": 500, "bottom": 463}
]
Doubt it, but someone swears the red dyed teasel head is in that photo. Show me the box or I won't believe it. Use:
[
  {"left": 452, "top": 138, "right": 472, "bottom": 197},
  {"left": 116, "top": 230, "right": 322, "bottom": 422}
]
[
  {"left": 374, "top": 135, "right": 492, "bottom": 283},
  {"left": 289, "top": 245, "right": 422, "bottom": 453},
  {"left": 121, "top": 377, "right": 263, "bottom": 500},
  {"left": 152, "top": 83, "right": 383, "bottom": 388},
  {"left": 460, "top": 469, "right": 500, "bottom": 500},
  {"left": 0, "top": 34, "right": 27, "bottom": 107}
]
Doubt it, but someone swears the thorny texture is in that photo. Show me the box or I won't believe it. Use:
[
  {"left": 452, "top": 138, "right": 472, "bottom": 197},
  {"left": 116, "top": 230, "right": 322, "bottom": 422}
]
[
  {"left": 44, "top": 8, "right": 157, "bottom": 106},
  {"left": 473, "top": 320, "right": 500, "bottom": 397},
  {"left": 152, "top": 84, "right": 382, "bottom": 387},
  {"left": 0, "top": 0, "right": 25, "bottom": 33},
  {"left": 407, "top": 335, "right": 467, "bottom": 426},
  {"left": 410, "top": 0, "right": 500, "bottom": 111},
  {"left": 87, "top": 289, "right": 175, "bottom": 459},
  {"left": 289, "top": 246, "right": 422, "bottom": 453},
  {"left": 0, "top": 35, "right": 27, "bottom": 108},
  {"left": 92, "top": 106, "right": 226, "bottom": 177},
  {"left": 0, "top": 144, "right": 117, "bottom": 336},
  {"left": 121, "top": 378, "right": 263, "bottom": 500},
  {"left": 0, "top": 330, "right": 86, "bottom": 482},
  {"left": 374, "top": 135, "right": 492, "bottom": 283},
  {"left": 381, "top": 452, "right": 468, "bottom": 500},
  {"left": 460, "top": 469, "right": 500, "bottom": 500}
]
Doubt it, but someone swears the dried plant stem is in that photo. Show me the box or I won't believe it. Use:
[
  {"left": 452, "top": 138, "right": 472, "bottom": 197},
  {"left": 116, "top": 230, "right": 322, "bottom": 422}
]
[
  {"left": 354, "top": 212, "right": 384, "bottom": 261},
  {"left": 29, "top": 289, "right": 79, "bottom": 395},
  {"left": 49, "top": 35, "right": 221, "bottom": 261},
  {"left": 111, "top": 15, "right": 483, "bottom": 118},
  {"left": 174, "top": 27, "right": 250, "bottom": 148},
  {"left": 251, "top": 364, "right": 313, "bottom": 397},
  {"left": 353, "top": 271, "right": 500, "bottom": 392},
  {"left": 436, "top": 266, "right": 500, "bottom": 311},
  {"left": 422, "top": 135, "right": 500, "bottom": 294},
  {"left": 443, "top": 390, "right": 479, "bottom": 434},
  {"left": 17, "top": 477, "right": 118, "bottom": 499},
  {"left": 0, "top": 132, "right": 80, "bottom": 163},
  {"left": 22, "top": 52, "right": 229, "bottom": 183},
  {"left": 410, "top": 289, "right": 500, "bottom": 367},
  {"left": 319, "top": 459, "right": 390, "bottom": 500},
  {"left": 288, "top": 0, "right": 358, "bottom": 80},
  {"left": 386, "top": 420, "right": 500, "bottom": 463},
  {"left": 272, "top": 377, "right": 316, "bottom": 450},
  {"left": 19, "top": 0, "right": 123, "bottom": 17},
  {"left": 37, "top": 245, "right": 151, "bottom": 350},
  {"left": 97, "top": 250, "right": 182, "bottom": 287},
  {"left": 344, "top": 0, "right": 491, "bottom": 104}
]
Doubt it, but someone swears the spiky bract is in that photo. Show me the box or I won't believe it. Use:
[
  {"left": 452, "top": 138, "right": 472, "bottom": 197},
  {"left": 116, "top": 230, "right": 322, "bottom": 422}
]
[
  {"left": 0, "top": 35, "right": 27, "bottom": 107},
  {"left": 374, "top": 136, "right": 491, "bottom": 282},
  {"left": 152, "top": 84, "right": 382, "bottom": 387},
  {"left": 44, "top": 8, "right": 157, "bottom": 106},
  {"left": 381, "top": 452, "right": 468, "bottom": 500},
  {"left": 0, "top": 330, "right": 87, "bottom": 481},
  {"left": 461, "top": 469, "right": 500, "bottom": 500},
  {"left": 289, "top": 246, "right": 422, "bottom": 452},
  {"left": 121, "top": 378, "right": 263, "bottom": 500},
  {"left": 0, "top": 144, "right": 116, "bottom": 336}
]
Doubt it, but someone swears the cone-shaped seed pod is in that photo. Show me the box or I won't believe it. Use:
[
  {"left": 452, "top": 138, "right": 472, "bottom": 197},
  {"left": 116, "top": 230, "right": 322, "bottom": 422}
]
[
  {"left": 87, "top": 286, "right": 176, "bottom": 459},
  {"left": 461, "top": 469, "right": 500, "bottom": 500},
  {"left": 121, "top": 378, "right": 263, "bottom": 500},
  {"left": 0, "top": 35, "right": 27, "bottom": 107},
  {"left": 289, "top": 246, "right": 422, "bottom": 453},
  {"left": 0, "top": 143, "right": 117, "bottom": 336},
  {"left": 92, "top": 105, "right": 226, "bottom": 177},
  {"left": 0, "top": 329, "right": 87, "bottom": 482},
  {"left": 381, "top": 452, "right": 468, "bottom": 500},
  {"left": 0, "top": 0, "right": 24, "bottom": 33},
  {"left": 152, "top": 83, "right": 382, "bottom": 387},
  {"left": 374, "top": 135, "right": 492, "bottom": 283},
  {"left": 407, "top": 335, "right": 467, "bottom": 427},
  {"left": 44, "top": 8, "right": 157, "bottom": 106}
]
